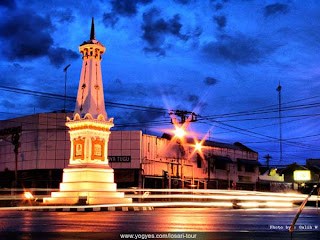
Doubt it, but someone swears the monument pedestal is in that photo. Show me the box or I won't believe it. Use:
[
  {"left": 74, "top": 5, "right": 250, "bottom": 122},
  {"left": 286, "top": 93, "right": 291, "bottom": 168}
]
[{"left": 44, "top": 165, "right": 132, "bottom": 205}]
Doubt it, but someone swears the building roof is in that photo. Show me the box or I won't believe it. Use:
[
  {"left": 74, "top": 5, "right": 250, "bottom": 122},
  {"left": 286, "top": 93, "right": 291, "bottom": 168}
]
[
  {"left": 212, "top": 155, "right": 233, "bottom": 163},
  {"left": 161, "top": 133, "right": 257, "bottom": 153},
  {"left": 238, "top": 158, "right": 261, "bottom": 166}
]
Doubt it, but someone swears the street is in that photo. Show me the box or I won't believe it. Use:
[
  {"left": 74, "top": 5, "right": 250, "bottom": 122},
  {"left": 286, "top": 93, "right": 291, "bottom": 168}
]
[{"left": 0, "top": 207, "right": 319, "bottom": 239}]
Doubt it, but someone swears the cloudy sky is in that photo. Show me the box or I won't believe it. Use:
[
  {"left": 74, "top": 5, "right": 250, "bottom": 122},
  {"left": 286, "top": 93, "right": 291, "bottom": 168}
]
[{"left": 1, "top": 0, "right": 320, "bottom": 165}]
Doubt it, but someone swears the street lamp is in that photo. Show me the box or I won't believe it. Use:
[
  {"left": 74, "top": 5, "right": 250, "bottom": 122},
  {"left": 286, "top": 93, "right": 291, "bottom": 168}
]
[
  {"left": 63, "top": 64, "right": 71, "bottom": 112},
  {"left": 173, "top": 126, "right": 187, "bottom": 188},
  {"left": 195, "top": 142, "right": 202, "bottom": 151},
  {"left": 174, "top": 127, "right": 186, "bottom": 139}
]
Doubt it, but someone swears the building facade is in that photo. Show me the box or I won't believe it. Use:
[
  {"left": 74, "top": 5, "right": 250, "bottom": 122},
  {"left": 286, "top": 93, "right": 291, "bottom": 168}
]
[{"left": 0, "top": 113, "right": 260, "bottom": 190}]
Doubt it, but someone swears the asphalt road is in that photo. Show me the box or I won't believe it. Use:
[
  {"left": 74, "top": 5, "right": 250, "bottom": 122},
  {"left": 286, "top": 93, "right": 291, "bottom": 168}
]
[{"left": 0, "top": 207, "right": 319, "bottom": 240}]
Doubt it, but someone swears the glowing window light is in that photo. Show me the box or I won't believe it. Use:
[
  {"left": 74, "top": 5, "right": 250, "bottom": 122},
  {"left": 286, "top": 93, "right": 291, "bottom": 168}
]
[{"left": 293, "top": 170, "right": 311, "bottom": 181}]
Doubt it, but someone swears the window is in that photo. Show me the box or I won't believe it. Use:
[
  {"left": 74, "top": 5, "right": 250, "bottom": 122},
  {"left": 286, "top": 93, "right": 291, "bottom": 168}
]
[
  {"left": 73, "top": 138, "right": 85, "bottom": 160},
  {"left": 197, "top": 154, "right": 202, "bottom": 168},
  {"left": 93, "top": 144, "right": 102, "bottom": 157},
  {"left": 237, "top": 163, "right": 242, "bottom": 172},
  {"left": 91, "top": 138, "right": 105, "bottom": 161},
  {"left": 75, "top": 144, "right": 82, "bottom": 157},
  {"left": 245, "top": 165, "right": 255, "bottom": 172},
  {"left": 238, "top": 176, "right": 252, "bottom": 182},
  {"left": 215, "top": 161, "right": 226, "bottom": 170}
]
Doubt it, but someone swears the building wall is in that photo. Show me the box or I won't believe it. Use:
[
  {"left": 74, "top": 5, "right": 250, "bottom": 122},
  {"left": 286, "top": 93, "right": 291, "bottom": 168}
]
[
  {"left": 108, "top": 131, "right": 142, "bottom": 169},
  {"left": 0, "top": 113, "right": 71, "bottom": 172},
  {"left": 0, "top": 114, "right": 260, "bottom": 189},
  {"left": 139, "top": 134, "right": 259, "bottom": 188}
]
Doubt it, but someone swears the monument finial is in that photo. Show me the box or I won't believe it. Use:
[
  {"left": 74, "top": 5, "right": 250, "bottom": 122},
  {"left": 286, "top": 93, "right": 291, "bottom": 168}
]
[{"left": 90, "top": 17, "right": 95, "bottom": 40}]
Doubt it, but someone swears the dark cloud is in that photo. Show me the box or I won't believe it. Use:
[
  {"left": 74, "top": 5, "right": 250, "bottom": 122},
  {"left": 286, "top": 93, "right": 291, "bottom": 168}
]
[
  {"left": 210, "top": 0, "right": 228, "bottom": 2},
  {"left": 115, "top": 78, "right": 122, "bottom": 84},
  {"left": 264, "top": 3, "right": 289, "bottom": 17},
  {"left": 54, "top": 9, "right": 75, "bottom": 23},
  {"left": 107, "top": 78, "right": 150, "bottom": 97},
  {"left": 113, "top": 103, "right": 165, "bottom": 129},
  {"left": 0, "top": 0, "right": 16, "bottom": 9},
  {"left": 13, "top": 63, "right": 23, "bottom": 70},
  {"left": 111, "top": 0, "right": 152, "bottom": 16},
  {"left": 202, "top": 33, "right": 279, "bottom": 64},
  {"left": 103, "top": 0, "right": 152, "bottom": 27},
  {"left": 173, "top": 0, "right": 191, "bottom": 4},
  {"left": 127, "top": 109, "right": 164, "bottom": 125},
  {"left": 214, "top": 15, "right": 226, "bottom": 30},
  {"left": 0, "top": 11, "right": 54, "bottom": 60},
  {"left": 158, "top": 84, "right": 180, "bottom": 96},
  {"left": 2, "top": 100, "right": 16, "bottom": 109},
  {"left": 141, "top": 8, "right": 189, "bottom": 55},
  {"left": 48, "top": 47, "right": 79, "bottom": 68},
  {"left": 204, "top": 77, "right": 218, "bottom": 86},
  {"left": 103, "top": 13, "right": 119, "bottom": 27},
  {"left": 187, "top": 94, "right": 199, "bottom": 106},
  {"left": 215, "top": 3, "right": 223, "bottom": 10},
  {"left": 144, "top": 47, "right": 166, "bottom": 56},
  {"left": 0, "top": 63, "right": 29, "bottom": 87}
]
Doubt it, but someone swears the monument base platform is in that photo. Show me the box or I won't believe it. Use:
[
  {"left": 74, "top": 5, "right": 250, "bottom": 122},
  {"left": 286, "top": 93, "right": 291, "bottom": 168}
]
[{"left": 43, "top": 166, "right": 132, "bottom": 205}]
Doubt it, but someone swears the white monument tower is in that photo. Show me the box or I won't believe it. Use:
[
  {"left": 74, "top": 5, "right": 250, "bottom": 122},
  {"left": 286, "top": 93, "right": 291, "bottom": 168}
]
[{"left": 44, "top": 18, "right": 131, "bottom": 205}]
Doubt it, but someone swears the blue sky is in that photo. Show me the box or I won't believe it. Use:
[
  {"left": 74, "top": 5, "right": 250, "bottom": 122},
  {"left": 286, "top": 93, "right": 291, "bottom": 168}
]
[{"left": 1, "top": 0, "right": 320, "bottom": 165}]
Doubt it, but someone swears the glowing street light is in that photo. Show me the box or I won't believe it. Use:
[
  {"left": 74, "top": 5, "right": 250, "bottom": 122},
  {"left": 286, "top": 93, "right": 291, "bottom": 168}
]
[
  {"left": 174, "top": 127, "right": 186, "bottom": 139},
  {"left": 195, "top": 142, "right": 202, "bottom": 151}
]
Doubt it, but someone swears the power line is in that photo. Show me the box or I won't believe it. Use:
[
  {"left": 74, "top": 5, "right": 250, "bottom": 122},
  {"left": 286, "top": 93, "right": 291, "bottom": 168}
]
[
  {"left": 2, "top": 85, "right": 320, "bottom": 155},
  {"left": 0, "top": 85, "right": 169, "bottom": 113},
  {"left": 198, "top": 115, "right": 320, "bottom": 152},
  {"left": 3, "top": 85, "right": 320, "bottom": 120},
  {"left": 216, "top": 113, "right": 320, "bottom": 122}
]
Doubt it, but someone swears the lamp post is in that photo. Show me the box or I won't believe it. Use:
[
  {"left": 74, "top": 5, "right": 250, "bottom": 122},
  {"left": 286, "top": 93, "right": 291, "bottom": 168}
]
[
  {"left": 63, "top": 64, "right": 71, "bottom": 112},
  {"left": 11, "top": 132, "right": 20, "bottom": 190},
  {"left": 174, "top": 126, "right": 186, "bottom": 188}
]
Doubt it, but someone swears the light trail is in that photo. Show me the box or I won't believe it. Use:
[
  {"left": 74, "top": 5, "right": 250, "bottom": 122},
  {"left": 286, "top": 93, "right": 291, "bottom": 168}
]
[
  {"left": 0, "top": 188, "right": 59, "bottom": 191},
  {"left": 0, "top": 201, "right": 296, "bottom": 211},
  {"left": 237, "top": 202, "right": 292, "bottom": 208},
  {"left": 127, "top": 194, "right": 309, "bottom": 202},
  {"left": 119, "top": 188, "right": 318, "bottom": 200},
  {"left": 2, "top": 188, "right": 313, "bottom": 200},
  {"left": 0, "top": 202, "right": 233, "bottom": 211}
]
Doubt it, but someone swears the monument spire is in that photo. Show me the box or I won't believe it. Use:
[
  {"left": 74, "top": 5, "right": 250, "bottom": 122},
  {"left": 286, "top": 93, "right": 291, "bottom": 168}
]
[
  {"left": 74, "top": 18, "right": 107, "bottom": 119},
  {"left": 90, "top": 17, "right": 95, "bottom": 40},
  {"left": 44, "top": 19, "right": 131, "bottom": 206}
]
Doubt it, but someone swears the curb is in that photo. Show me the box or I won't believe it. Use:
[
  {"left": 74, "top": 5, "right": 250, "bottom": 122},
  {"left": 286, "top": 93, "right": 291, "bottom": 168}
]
[{"left": 22, "top": 206, "right": 154, "bottom": 212}]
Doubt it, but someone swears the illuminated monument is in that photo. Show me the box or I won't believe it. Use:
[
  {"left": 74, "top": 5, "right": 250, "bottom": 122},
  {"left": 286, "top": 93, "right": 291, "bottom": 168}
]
[{"left": 44, "top": 18, "right": 132, "bottom": 205}]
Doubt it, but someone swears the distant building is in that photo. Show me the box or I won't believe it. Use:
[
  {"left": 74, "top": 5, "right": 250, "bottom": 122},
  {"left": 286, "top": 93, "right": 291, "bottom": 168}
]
[
  {"left": 0, "top": 113, "right": 71, "bottom": 188},
  {"left": 257, "top": 167, "right": 289, "bottom": 192},
  {"left": 277, "top": 162, "right": 319, "bottom": 193},
  {"left": 0, "top": 113, "right": 260, "bottom": 190},
  {"left": 306, "top": 158, "right": 320, "bottom": 173}
]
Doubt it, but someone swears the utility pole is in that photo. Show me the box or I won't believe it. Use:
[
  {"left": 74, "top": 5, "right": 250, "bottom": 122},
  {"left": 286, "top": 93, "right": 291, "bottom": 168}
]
[
  {"left": 170, "top": 110, "right": 196, "bottom": 189},
  {"left": 263, "top": 154, "right": 272, "bottom": 169},
  {"left": 0, "top": 127, "right": 21, "bottom": 190},
  {"left": 169, "top": 110, "right": 197, "bottom": 124},
  {"left": 63, "top": 64, "right": 71, "bottom": 112},
  {"left": 276, "top": 83, "right": 283, "bottom": 163}
]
